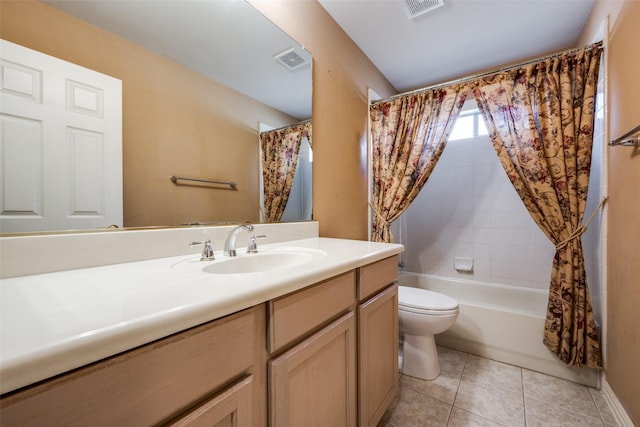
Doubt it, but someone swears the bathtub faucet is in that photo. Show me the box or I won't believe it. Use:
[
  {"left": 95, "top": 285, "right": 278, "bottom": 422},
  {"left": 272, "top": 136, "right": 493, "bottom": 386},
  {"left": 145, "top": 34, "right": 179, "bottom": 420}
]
[{"left": 224, "top": 224, "right": 254, "bottom": 257}]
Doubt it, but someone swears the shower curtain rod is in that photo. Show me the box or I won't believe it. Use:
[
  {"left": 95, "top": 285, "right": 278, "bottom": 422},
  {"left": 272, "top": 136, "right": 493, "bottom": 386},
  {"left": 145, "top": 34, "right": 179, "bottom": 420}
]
[
  {"left": 260, "top": 119, "right": 311, "bottom": 134},
  {"left": 371, "top": 41, "right": 603, "bottom": 106}
]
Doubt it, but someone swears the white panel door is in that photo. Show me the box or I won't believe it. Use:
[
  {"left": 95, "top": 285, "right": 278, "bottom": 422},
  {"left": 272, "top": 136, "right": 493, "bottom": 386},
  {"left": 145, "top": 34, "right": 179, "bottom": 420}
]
[{"left": 0, "top": 39, "right": 122, "bottom": 233}]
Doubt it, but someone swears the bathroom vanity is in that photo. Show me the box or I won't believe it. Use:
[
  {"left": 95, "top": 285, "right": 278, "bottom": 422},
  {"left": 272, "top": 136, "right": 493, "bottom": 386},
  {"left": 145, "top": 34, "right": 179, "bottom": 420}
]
[{"left": 0, "top": 237, "right": 402, "bottom": 426}]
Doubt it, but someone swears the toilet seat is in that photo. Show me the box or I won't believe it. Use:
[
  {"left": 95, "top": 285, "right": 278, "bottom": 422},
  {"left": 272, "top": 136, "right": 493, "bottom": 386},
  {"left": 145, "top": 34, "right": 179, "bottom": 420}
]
[{"left": 398, "top": 286, "right": 459, "bottom": 315}]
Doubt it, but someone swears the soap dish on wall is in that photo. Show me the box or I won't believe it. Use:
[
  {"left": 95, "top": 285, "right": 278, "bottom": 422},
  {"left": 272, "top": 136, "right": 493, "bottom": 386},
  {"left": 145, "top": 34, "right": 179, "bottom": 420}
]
[{"left": 454, "top": 257, "right": 473, "bottom": 273}]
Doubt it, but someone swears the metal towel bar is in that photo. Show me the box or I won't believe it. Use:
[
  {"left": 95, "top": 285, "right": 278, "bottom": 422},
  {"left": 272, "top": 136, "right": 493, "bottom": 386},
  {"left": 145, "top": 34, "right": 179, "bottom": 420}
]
[
  {"left": 169, "top": 175, "right": 237, "bottom": 189},
  {"left": 609, "top": 125, "right": 640, "bottom": 147}
]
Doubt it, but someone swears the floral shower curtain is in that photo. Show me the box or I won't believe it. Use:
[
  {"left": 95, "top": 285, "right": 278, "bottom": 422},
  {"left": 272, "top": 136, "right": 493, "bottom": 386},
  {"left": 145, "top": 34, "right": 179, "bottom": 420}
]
[
  {"left": 260, "top": 121, "right": 312, "bottom": 223},
  {"left": 471, "top": 44, "right": 603, "bottom": 368},
  {"left": 370, "top": 85, "right": 468, "bottom": 242}
]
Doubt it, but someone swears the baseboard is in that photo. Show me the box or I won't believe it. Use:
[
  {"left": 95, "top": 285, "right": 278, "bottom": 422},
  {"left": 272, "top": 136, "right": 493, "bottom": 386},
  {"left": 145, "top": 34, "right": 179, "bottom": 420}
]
[{"left": 602, "top": 379, "right": 635, "bottom": 427}]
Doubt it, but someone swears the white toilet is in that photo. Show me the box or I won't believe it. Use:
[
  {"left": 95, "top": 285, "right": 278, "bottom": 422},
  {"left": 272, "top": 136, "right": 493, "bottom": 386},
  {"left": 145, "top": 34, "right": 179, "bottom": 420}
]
[{"left": 398, "top": 286, "right": 459, "bottom": 380}]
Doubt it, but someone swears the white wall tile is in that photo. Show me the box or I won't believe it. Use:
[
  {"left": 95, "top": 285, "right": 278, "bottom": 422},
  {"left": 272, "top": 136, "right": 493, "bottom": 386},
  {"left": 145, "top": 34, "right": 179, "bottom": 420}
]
[
  {"left": 396, "top": 95, "right": 602, "bottom": 299},
  {"left": 397, "top": 132, "right": 595, "bottom": 292},
  {"left": 472, "top": 258, "right": 491, "bottom": 282},
  {"left": 491, "top": 260, "right": 511, "bottom": 281}
]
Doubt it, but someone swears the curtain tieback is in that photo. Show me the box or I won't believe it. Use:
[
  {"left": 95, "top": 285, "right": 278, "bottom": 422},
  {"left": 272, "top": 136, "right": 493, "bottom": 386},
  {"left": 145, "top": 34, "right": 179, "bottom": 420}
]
[
  {"left": 368, "top": 202, "right": 390, "bottom": 227},
  {"left": 368, "top": 202, "right": 397, "bottom": 242},
  {"left": 555, "top": 197, "right": 608, "bottom": 250}
]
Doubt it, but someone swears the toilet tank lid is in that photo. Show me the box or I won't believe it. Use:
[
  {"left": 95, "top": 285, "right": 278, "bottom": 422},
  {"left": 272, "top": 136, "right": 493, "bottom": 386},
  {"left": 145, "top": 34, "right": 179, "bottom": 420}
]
[{"left": 398, "top": 286, "right": 459, "bottom": 310}]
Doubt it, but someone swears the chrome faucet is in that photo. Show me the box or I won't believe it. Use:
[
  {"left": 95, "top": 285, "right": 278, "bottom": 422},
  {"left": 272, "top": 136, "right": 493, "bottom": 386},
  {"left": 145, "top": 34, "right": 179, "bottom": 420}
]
[
  {"left": 224, "top": 224, "right": 254, "bottom": 256},
  {"left": 190, "top": 239, "right": 215, "bottom": 261},
  {"left": 247, "top": 234, "right": 267, "bottom": 253}
]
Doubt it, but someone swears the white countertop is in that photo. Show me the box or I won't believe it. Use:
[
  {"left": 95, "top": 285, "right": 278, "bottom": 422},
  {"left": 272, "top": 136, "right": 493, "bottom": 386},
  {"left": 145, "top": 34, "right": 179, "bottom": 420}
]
[{"left": 0, "top": 237, "right": 403, "bottom": 394}]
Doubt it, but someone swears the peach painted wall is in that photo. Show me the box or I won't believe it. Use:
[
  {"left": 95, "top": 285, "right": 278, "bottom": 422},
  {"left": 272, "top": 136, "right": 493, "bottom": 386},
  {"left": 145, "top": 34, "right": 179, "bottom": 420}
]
[
  {"left": 250, "top": 0, "right": 397, "bottom": 240},
  {"left": 0, "top": 1, "right": 295, "bottom": 228},
  {"left": 580, "top": 1, "right": 640, "bottom": 423}
]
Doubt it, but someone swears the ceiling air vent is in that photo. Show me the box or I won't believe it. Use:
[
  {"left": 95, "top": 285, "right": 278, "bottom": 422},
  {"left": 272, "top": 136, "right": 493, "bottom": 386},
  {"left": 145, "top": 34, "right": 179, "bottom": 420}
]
[
  {"left": 274, "top": 48, "right": 309, "bottom": 71},
  {"left": 403, "top": 0, "right": 445, "bottom": 19}
]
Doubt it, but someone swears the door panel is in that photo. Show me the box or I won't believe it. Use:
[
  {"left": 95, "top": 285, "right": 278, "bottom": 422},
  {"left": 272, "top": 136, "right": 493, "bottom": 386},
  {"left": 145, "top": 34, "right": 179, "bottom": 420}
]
[{"left": 0, "top": 39, "right": 122, "bottom": 233}]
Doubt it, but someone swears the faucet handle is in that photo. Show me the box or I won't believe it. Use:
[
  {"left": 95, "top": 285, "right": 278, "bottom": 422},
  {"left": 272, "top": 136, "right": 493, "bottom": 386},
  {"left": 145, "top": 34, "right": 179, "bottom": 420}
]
[
  {"left": 247, "top": 234, "right": 267, "bottom": 253},
  {"left": 189, "top": 239, "right": 215, "bottom": 261}
]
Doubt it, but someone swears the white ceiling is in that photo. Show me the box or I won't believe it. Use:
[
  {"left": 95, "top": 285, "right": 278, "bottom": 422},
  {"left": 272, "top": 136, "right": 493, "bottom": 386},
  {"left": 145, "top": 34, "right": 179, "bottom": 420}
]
[
  {"left": 44, "top": 0, "right": 313, "bottom": 120},
  {"left": 318, "top": 0, "right": 596, "bottom": 93},
  {"left": 44, "top": 0, "right": 596, "bottom": 117}
]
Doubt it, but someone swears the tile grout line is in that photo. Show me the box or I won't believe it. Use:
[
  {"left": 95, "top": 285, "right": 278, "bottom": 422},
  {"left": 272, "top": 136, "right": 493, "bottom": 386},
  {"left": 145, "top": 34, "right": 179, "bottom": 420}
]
[
  {"left": 521, "top": 367, "right": 528, "bottom": 427},
  {"left": 387, "top": 348, "right": 611, "bottom": 427},
  {"left": 589, "top": 387, "right": 612, "bottom": 426},
  {"left": 522, "top": 367, "right": 609, "bottom": 426},
  {"left": 572, "top": 392, "right": 608, "bottom": 426},
  {"left": 445, "top": 351, "right": 467, "bottom": 426}
]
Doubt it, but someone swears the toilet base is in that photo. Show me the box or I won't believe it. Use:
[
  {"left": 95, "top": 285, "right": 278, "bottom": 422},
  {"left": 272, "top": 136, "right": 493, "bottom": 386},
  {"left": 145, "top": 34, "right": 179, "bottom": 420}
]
[{"left": 400, "top": 333, "right": 440, "bottom": 380}]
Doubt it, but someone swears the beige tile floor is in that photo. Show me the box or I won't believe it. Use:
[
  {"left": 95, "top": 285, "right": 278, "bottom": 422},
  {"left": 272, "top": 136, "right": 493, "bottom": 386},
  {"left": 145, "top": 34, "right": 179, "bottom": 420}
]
[{"left": 379, "top": 346, "right": 617, "bottom": 427}]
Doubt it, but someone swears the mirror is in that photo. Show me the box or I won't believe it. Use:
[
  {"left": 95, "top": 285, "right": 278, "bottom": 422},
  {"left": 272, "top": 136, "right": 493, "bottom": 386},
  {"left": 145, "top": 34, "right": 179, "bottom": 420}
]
[{"left": 0, "top": 0, "right": 312, "bottom": 235}]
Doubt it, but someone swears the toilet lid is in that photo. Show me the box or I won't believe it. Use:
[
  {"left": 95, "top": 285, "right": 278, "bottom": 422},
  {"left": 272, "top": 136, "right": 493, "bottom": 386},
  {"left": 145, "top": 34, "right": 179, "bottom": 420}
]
[{"left": 398, "top": 286, "right": 458, "bottom": 311}]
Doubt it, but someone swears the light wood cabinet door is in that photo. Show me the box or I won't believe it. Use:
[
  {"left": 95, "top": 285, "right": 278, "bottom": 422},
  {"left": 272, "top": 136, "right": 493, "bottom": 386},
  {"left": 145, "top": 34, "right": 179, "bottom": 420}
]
[
  {"left": 0, "top": 307, "right": 264, "bottom": 426},
  {"left": 169, "top": 375, "right": 253, "bottom": 427},
  {"left": 358, "top": 284, "right": 398, "bottom": 427},
  {"left": 269, "top": 312, "right": 357, "bottom": 427}
]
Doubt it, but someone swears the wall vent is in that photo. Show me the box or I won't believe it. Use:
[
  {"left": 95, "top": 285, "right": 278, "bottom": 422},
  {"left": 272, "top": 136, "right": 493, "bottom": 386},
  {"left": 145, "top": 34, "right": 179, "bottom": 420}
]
[
  {"left": 403, "top": 0, "right": 445, "bottom": 19},
  {"left": 274, "top": 48, "right": 309, "bottom": 71}
]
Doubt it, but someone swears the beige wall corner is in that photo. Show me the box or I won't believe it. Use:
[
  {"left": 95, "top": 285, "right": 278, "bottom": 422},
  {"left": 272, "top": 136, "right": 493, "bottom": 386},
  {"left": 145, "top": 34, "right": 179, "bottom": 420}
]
[
  {"left": 250, "top": 0, "right": 397, "bottom": 240},
  {"left": 579, "top": 1, "right": 640, "bottom": 425}
]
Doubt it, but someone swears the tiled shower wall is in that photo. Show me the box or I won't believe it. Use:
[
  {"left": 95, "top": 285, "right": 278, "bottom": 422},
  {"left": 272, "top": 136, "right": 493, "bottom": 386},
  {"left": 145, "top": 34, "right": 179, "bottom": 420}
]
[
  {"left": 397, "top": 95, "right": 605, "bottom": 303},
  {"left": 582, "top": 61, "right": 606, "bottom": 328},
  {"left": 397, "top": 129, "right": 555, "bottom": 290}
]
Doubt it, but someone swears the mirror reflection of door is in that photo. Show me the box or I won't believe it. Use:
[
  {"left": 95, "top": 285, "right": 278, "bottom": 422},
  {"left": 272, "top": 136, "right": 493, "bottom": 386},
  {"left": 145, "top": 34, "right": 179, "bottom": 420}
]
[
  {"left": 0, "top": 40, "right": 123, "bottom": 234},
  {"left": 259, "top": 122, "right": 312, "bottom": 223}
]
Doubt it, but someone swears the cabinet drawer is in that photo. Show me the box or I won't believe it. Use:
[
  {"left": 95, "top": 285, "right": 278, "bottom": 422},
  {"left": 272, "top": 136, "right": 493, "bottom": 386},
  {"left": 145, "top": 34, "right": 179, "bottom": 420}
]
[
  {"left": 0, "top": 307, "right": 261, "bottom": 426},
  {"left": 358, "top": 256, "right": 398, "bottom": 301},
  {"left": 268, "top": 271, "right": 355, "bottom": 353}
]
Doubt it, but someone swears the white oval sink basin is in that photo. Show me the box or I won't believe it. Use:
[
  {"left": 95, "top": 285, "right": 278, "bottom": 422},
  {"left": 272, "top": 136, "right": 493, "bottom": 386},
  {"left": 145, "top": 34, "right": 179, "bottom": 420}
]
[
  {"left": 171, "top": 247, "right": 325, "bottom": 275},
  {"left": 203, "top": 252, "right": 313, "bottom": 274}
]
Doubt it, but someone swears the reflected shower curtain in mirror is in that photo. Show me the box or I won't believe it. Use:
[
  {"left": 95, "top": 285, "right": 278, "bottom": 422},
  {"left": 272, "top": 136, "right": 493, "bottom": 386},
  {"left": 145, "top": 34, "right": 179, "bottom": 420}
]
[
  {"left": 370, "top": 85, "right": 468, "bottom": 243},
  {"left": 471, "top": 43, "right": 603, "bottom": 368},
  {"left": 260, "top": 121, "right": 311, "bottom": 223}
]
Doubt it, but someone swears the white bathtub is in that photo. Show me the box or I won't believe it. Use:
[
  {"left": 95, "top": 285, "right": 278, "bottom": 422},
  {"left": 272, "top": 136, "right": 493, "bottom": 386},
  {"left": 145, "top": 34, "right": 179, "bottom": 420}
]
[{"left": 398, "top": 272, "right": 599, "bottom": 387}]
